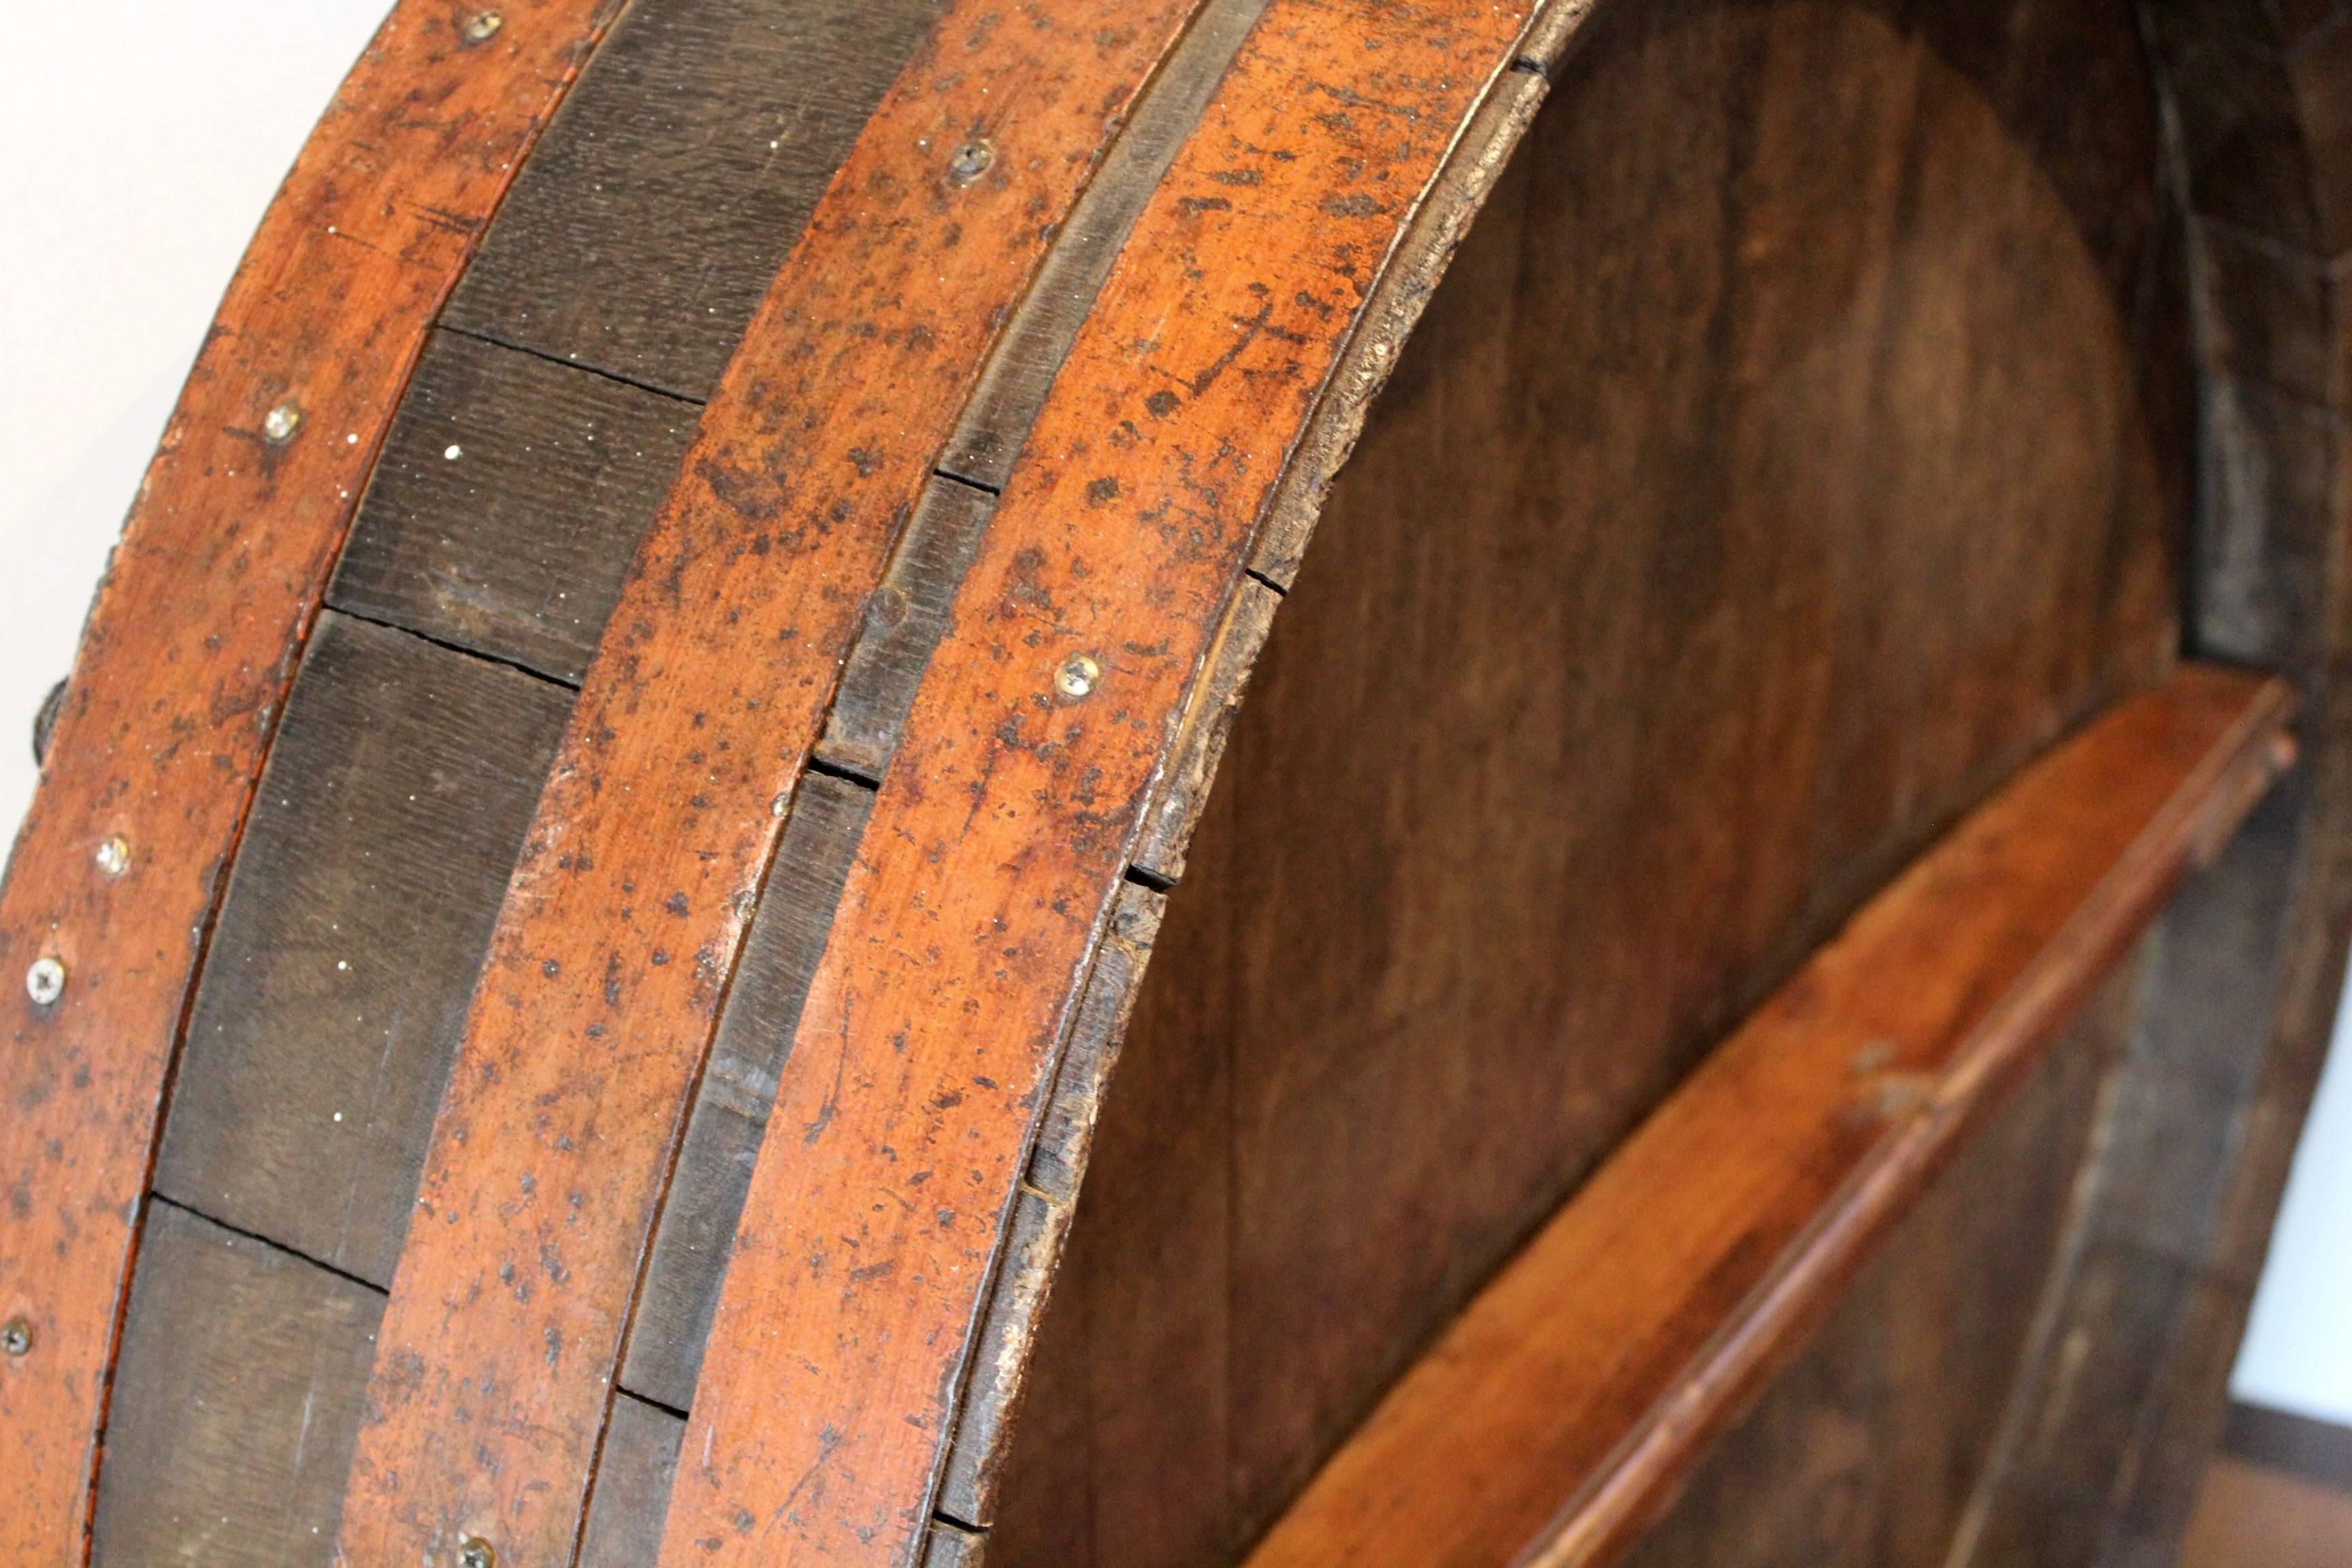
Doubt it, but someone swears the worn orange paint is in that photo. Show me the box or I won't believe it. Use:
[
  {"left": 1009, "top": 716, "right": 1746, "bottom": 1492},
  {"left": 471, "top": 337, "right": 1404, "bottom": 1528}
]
[
  {"left": 0, "top": 3, "right": 615, "bottom": 1561},
  {"left": 1244, "top": 666, "right": 2291, "bottom": 1568},
  {"left": 657, "top": 3, "right": 1546, "bottom": 1562},
  {"left": 329, "top": 3, "right": 1206, "bottom": 1565}
]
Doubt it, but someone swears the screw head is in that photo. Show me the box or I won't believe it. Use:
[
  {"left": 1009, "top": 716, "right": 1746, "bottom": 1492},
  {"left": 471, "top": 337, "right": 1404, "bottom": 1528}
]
[
  {"left": 1054, "top": 653, "right": 1101, "bottom": 702},
  {"left": 0, "top": 1318, "right": 29, "bottom": 1357},
  {"left": 95, "top": 836, "right": 130, "bottom": 878},
  {"left": 25, "top": 958, "right": 65, "bottom": 1009},
  {"left": 458, "top": 1537, "right": 496, "bottom": 1568},
  {"left": 261, "top": 402, "right": 302, "bottom": 444},
  {"left": 461, "top": 10, "right": 504, "bottom": 44},
  {"left": 947, "top": 139, "right": 994, "bottom": 185}
]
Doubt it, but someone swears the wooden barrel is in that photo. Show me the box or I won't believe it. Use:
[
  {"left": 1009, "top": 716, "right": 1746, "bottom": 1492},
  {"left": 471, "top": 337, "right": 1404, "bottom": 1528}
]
[{"left": 1, "top": 1, "right": 2342, "bottom": 1565}]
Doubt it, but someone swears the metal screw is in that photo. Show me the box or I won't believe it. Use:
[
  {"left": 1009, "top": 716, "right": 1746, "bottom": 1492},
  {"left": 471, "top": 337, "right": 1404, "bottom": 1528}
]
[
  {"left": 461, "top": 10, "right": 504, "bottom": 44},
  {"left": 947, "top": 139, "right": 994, "bottom": 185},
  {"left": 95, "top": 836, "right": 130, "bottom": 879},
  {"left": 458, "top": 1537, "right": 496, "bottom": 1568},
  {"left": 25, "top": 959, "right": 65, "bottom": 1009},
  {"left": 1054, "top": 653, "right": 1101, "bottom": 702},
  {"left": 261, "top": 402, "right": 302, "bottom": 444},
  {"left": 1, "top": 1318, "right": 29, "bottom": 1357}
]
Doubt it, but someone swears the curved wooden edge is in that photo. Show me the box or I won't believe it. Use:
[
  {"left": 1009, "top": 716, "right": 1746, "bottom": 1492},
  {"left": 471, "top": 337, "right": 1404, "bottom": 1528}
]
[
  {"left": 1232, "top": 665, "right": 2292, "bottom": 1568},
  {"left": 0, "top": 2, "right": 618, "bottom": 1559},
  {"left": 657, "top": 1, "right": 1588, "bottom": 1563},
  {"left": 331, "top": 3, "right": 1214, "bottom": 1564}
]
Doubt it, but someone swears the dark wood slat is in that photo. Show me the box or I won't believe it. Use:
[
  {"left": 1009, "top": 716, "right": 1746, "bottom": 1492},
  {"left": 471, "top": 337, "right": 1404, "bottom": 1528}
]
[
  {"left": 92, "top": 1203, "right": 383, "bottom": 1568},
  {"left": 578, "top": 1396, "right": 685, "bottom": 1568},
  {"left": 153, "top": 612, "right": 572, "bottom": 1287},
  {"left": 619, "top": 772, "right": 875, "bottom": 1411},
  {"left": 1242, "top": 668, "right": 2291, "bottom": 1568},
  {"left": 328, "top": 330, "right": 698, "bottom": 685},
  {"left": 815, "top": 480, "right": 997, "bottom": 781},
  {"left": 444, "top": 0, "right": 939, "bottom": 401}
]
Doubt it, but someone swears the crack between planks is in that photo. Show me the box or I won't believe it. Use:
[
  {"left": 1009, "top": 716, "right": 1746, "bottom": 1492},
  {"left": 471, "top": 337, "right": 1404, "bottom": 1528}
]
[
  {"left": 147, "top": 1192, "right": 387, "bottom": 1300},
  {"left": 437, "top": 321, "right": 710, "bottom": 408}
]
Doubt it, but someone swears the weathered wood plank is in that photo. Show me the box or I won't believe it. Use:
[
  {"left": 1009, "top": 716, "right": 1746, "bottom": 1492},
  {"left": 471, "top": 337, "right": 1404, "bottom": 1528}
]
[
  {"left": 995, "top": 4, "right": 2185, "bottom": 1552},
  {"left": 934, "top": 883, "right": 1165, "bottom": 1531},
  {"left": 1242, "top": 668, "right": 2291, "bottom": 1568},
  {"left": 815, "top": 480, "right": 998, "bottom": 781},
  {"left": 92, "top": 1203, "right": 383, "bottom": 1568},
  {"left": 444, "top": 0, "right": 940, "bottom": 401},
  {"left": 621, "top": 772, "right": 874, "bottom": 1412},
  {"left": 335, "top": 5, "right": 1208, "bottom": 1562},
  {"left": 1618, "top": 966, "right": 2133, "bottom": 1568},
  {"left": 153, "top": 612, "right": 571, "bottom": 1288},
  {"left": 662, "top": 7, "right": 1540, "bottom": 1562},
  {"left": 328, "top": 330, "right": 698, "bottom": 685},
  {"left": 934, "top": 0, "right": 1271, "bottom": 491},
  {"left": 578, "top": 1396, "right": 685, "bottom": 1568},
  {"left": 0, "top": 3, "right": 617, "bottom": 1545}
]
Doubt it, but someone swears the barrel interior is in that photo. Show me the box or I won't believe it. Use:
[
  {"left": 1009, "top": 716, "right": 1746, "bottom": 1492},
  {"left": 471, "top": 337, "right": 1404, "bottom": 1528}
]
[{"left": 988, "top": 0, "right": 2185, "bottom": 1560}]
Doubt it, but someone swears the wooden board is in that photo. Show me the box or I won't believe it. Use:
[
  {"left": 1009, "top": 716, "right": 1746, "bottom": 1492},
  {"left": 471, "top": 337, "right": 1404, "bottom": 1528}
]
[
  {"left": 578, "top": 1396, "right": 685, "bottom": 1568},
  {"left": 988, "top": 1, "right": 2185, "bottom": 1556},
  {"left": 661, "top": 4, "right": 1548, "bottom": 1563},
  {"left": 91, "top": 1202, "right": 383, "bottom": 1568},
  {"left": 1241, "top": 668, "right": 2291, "bottom": 1568},
  {"left": 445, "top": 0, "right": 943, "bottom": 400},
  {"left": 1616, "top": 967, "right": 2134, "bottom": 1568},
  {"left": 0, "top": 2, "right": 617, "bottom": 1555},
  {"left": 152, "top": 611, "right": 572, "bottom": 1287},
  {"left": 327, "top": 330, "right": 699, "bottom": 685},
  {"left": 333, "top": 5, "right": 1209, "bottom": 1563},
  {"left": 621, "top": 771, "right": 873, "bottom": 1411}
]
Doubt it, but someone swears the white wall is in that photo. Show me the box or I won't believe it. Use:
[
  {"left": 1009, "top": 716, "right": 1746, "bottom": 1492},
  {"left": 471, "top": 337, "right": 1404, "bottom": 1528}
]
[
  {"left": 5, "top": 0, "right": 2351, "bottom": 1437},
  {"left": 0, "top": 0, "right": 388, "bottom": 842},
  {"left": 2234, "top": 967, "right": 2352, "bottom": 1425}
]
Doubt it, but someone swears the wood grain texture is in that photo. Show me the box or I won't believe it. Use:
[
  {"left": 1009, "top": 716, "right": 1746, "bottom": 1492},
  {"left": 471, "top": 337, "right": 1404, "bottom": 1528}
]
[
  {"left": 992, "top": 3, "right": 2185, "bottom": 1555},
  {"left": 92, "top": 1202, "right": 383, "bottom": 1568},
  {"left": 661, "top": 5, "right": 1546, "bottom": 1563},
  {"left": 935, "top": 883, "right": 1165, "bottom": 1529},
  {"left": 578, "top": 1396, "right": 685, "bottom": 1568},
  {"left": 327, "top": 330, "right": 700, "bottom": 685},
  {"left": 333, "top": 5, "right": 1207, "bottom": 1564},
  {"left": 444, "top": 0, "right": 942, "bottom": 400},
  {"left": 621, "top": 772, "right": 873, "bottom": 1412},
  {"left": 1242, "top": 667, "right": 2291, "bottom": 1568},
  {"left": 0, "top": 2, "right": 616, "bottom": 1556},
  {"left": 151, "top": 612, "right": 571, "bottom": 1287},
  {"left": 1616, "top": 965, "right": 2134, "bottom": 1568}
]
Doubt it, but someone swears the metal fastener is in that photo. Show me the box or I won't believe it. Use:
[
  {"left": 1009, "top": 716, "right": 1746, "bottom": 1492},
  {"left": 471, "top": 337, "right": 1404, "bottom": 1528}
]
[
  {"left": 25, "top": 958, "right": 65, "bottom": 1009},
  {"left": 95, "top": 836, "right": 130, "bottom": 879},
  {"left": 261, "top": 402, "right": 303, "bottom": 444},
  {"left": 461, "top": 10, "right": 504, "bottom": 44},
  {"left": 1054, "top": 653, "right": 1101, "bottom": 702},
  {"left": 458, "top": 1537, "right": 496, "bottom": 1568},
  {"left": 1, "top": 1318, "right": 29, "bottom": 1357},
  {"left": 947, "top": 138, "right": 995, "bottom": 185}
]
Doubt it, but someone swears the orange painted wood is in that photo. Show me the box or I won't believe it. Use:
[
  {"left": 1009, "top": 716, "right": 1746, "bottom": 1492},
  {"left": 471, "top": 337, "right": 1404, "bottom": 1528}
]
[
  {"left": 1241, "top": 664, "right": 2293, "bottom": 1568},
  {"left": 329, "top": 3, "right": 1205, "bottom": 1565},
  {"left": 0, "top": 3, "right": 616, "bottom": 1561},
  {"left": 659, "top": 4, "right": 1548, "bottom": 1563}
]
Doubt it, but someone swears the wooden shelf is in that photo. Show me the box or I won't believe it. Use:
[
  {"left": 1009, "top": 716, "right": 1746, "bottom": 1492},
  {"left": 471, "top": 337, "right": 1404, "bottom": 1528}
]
[{"left": 1245, "top": 664, "right": 2296, "bottom": 1568}]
